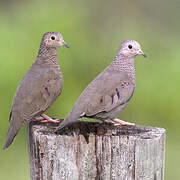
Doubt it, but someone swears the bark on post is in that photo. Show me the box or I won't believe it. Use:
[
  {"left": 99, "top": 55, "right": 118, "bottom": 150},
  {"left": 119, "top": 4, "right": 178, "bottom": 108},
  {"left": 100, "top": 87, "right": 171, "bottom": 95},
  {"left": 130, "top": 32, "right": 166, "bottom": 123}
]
[{"left": 27, "top": 121, "right": 165, "bottom": 180}]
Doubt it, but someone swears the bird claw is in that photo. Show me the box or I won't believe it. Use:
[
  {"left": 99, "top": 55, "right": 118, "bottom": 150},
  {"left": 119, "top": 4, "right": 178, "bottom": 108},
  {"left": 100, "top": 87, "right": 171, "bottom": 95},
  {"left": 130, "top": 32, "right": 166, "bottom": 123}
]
[
  {"left": 35, "top": 116, "right": 45, "bottom": 121},
  {"left": 113, "top": 118, "right": 135, "bottom": 126},
  {"left": 35, "top": 114, "right": 61, "bottom": 123},
  {"left": 40, "top": 119, "right": 60, "bottom": 123}
]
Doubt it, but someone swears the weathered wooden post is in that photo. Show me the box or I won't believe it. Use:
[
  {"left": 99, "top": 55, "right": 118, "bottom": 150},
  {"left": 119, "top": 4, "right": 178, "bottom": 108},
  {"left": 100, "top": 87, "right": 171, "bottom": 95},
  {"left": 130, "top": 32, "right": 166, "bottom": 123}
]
[{"left": 27, "top": 121, "right": 165, "bottom": 180}]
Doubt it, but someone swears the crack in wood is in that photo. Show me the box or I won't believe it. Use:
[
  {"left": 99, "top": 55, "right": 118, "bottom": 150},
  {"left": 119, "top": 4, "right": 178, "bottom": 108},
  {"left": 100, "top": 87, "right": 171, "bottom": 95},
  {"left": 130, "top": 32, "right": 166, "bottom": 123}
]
[{"left": 28, "top": 121, "right": 165, "bottom": 180}]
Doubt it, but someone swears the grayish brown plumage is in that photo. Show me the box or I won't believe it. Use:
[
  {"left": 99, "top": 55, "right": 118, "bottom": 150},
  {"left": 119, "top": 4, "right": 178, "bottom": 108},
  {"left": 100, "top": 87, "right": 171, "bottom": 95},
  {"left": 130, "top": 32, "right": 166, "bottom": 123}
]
[
  {"left": 56, "top": 40, "right": 146, "bottom": 130},
  {"left": 3, "top": 31, "right": 69, "bottom": 149}
]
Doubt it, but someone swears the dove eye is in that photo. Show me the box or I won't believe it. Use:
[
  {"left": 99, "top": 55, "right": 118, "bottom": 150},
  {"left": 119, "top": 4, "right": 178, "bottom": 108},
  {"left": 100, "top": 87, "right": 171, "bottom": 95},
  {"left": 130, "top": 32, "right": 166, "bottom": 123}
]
[
  {"left": 50, "top": 36, "right": 56, "bottom": 40},
  {"left": 128, "top": 45, "right": 132, "bottom": 49}
]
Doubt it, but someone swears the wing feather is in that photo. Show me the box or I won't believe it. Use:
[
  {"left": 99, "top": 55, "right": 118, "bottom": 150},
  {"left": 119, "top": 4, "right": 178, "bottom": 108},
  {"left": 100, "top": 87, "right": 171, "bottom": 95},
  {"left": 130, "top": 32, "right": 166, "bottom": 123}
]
[{"left": 84, "top": 70, "right": 134, "bottom": 116}]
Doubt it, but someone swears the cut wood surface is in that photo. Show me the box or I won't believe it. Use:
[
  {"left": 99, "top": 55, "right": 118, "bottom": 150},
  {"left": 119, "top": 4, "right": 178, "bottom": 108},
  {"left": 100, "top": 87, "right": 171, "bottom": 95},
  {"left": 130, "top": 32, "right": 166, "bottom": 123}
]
[{"left": 27, "top": 121, "right": 165, "bottom": 180}]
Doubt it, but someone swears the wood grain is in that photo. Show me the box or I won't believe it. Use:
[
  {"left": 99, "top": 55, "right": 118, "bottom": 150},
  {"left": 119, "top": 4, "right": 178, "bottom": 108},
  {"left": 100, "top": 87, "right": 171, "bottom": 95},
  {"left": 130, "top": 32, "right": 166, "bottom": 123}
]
[{"left": 27, "top": 121, "right": 165, "bottom": 180}]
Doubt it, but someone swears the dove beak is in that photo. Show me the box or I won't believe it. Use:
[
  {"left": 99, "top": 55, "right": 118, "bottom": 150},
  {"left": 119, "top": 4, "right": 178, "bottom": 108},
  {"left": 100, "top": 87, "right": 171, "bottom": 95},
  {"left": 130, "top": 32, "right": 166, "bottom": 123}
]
[
  {"left": 63, "top": 41, "right": 70, "bottom": 48},
  {"left": 138, "top": 50, "right": 147, "bottom": 57}
]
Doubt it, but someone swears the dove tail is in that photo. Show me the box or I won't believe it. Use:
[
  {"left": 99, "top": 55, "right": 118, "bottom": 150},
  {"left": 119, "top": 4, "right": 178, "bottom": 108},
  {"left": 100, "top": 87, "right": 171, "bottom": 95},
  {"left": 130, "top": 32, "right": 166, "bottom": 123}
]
[
  {"left": 56, "top": 115, "right": 78, "bottom": 131},
  {"left": 3, "top": 121, "right": 22, "bottom": 150}
]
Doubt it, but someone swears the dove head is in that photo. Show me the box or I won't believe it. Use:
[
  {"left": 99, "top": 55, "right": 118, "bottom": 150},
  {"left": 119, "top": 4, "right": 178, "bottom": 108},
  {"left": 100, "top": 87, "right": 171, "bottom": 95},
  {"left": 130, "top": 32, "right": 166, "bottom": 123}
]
[
  {"left": 41, "top": 31, "right": 69, "bottom": 48},
  {"left": 118, "top": 40, "right": 146, "bottom": 58}
]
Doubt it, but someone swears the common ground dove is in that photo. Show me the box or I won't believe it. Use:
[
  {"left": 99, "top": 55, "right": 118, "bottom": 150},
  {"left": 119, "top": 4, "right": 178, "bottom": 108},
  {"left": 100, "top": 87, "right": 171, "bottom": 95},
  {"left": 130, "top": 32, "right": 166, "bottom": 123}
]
[
  {"left": 3, "top": 31, "right": 69, "bottom": 149},
  {"left": 56, "top": 40, "right": 146, "bottom": 130}
]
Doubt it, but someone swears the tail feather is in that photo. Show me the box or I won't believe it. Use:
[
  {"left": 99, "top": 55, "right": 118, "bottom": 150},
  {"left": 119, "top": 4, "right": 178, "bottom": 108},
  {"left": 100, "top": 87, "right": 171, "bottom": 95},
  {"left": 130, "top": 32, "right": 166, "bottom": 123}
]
[
  {"left": 56, "top": 105, "right": 84, "bottom": 132},
  {"left": 56, "top": 114, "right": 80, "bottom": 131},
  {"left": 3, "top": 122, "right": 22, "bottom": 150},
  {"left": 56, "top": 118, "right": 75, "bottom": 130}
]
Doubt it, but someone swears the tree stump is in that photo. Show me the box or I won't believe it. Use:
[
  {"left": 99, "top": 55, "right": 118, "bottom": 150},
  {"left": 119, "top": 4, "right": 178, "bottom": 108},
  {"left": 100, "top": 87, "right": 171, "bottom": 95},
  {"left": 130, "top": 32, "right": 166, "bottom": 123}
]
[{"left": 27, "top": 121, "right": 165, "bottom": 180}]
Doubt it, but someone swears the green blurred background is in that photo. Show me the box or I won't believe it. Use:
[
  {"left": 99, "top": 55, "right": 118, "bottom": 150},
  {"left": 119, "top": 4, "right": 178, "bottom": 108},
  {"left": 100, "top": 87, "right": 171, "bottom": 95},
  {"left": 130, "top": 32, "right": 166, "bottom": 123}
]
[{"left": 0, "top": 0, "right": 179, "bottom": 179}]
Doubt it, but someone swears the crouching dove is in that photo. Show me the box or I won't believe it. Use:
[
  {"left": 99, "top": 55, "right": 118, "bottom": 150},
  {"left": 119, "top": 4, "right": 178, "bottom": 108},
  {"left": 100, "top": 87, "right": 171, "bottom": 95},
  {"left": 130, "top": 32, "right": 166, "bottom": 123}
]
[
  {"left": 3, "top": 31, "right": 69, "bottom": 149},
  {"left": 56, "top": 40, "right": 146, "bottom": 131}
]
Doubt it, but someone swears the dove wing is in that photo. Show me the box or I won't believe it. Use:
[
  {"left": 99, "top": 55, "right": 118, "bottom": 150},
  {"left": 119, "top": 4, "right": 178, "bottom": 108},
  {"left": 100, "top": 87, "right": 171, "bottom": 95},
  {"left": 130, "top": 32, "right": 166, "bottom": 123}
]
[
  {"left": 10, "top": 63, "right": 62, "bottom": 124},
  {"left": 82, "top": 70, "right": 134, "bottom": 116}
]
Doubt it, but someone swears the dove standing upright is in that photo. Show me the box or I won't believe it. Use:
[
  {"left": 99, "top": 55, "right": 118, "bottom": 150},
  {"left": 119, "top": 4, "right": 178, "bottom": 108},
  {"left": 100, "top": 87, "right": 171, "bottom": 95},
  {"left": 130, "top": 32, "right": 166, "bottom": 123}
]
[
  {"left": 3, "top": 32, "right": 69, "bottom": 149},
  {"left": 56, "top": 40, "right": 146, "bottom": 130}
]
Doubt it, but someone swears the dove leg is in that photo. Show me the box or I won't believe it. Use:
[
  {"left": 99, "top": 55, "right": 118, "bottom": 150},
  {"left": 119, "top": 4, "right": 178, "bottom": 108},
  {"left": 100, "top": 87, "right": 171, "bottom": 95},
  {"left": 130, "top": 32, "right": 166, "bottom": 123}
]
[
  {"left": 35, "top": 114, "right": 60, "bottom": 123},
  {"left": 104, "top": 119, "right": 116, "bottom": 124},
  {"left": 103, "top": 119, "right": 120, "bottom": 126},
  {"left": 112, "top": 118, "right": 135, "bottom": 126},
  {"left": 35, "top": 116, "right": 44, "bottom": 120}
]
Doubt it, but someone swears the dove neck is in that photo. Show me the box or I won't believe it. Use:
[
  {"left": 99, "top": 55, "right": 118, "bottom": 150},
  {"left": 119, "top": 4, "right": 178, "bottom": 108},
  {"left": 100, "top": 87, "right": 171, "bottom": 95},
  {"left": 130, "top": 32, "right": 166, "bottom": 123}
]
[
  {"left": 37, "top": 44, "right": 58, "bottom": 65},
  {"left": 112, "top": 54, "right": 135, "bottom": 84}
]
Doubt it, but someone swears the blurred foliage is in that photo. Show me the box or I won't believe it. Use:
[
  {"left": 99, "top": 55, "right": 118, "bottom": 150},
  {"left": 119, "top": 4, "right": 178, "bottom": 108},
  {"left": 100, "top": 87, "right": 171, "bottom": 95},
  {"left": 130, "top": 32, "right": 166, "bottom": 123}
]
[{"left": 0, "top": 0, "right": 180, "bottom": 179}]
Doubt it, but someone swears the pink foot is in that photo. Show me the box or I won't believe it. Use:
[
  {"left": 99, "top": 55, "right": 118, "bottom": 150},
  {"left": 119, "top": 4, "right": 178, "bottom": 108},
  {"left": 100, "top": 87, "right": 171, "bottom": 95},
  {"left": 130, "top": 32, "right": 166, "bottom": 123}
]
[
  {"left": 35, "top": 114, "right": 60, "bottom": 123},
  {"left": 112, "top": 118, "right": 135, "bottom": 126},
  {"left": 35, "top": 116, "right": 44, "bottom": 120}
]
